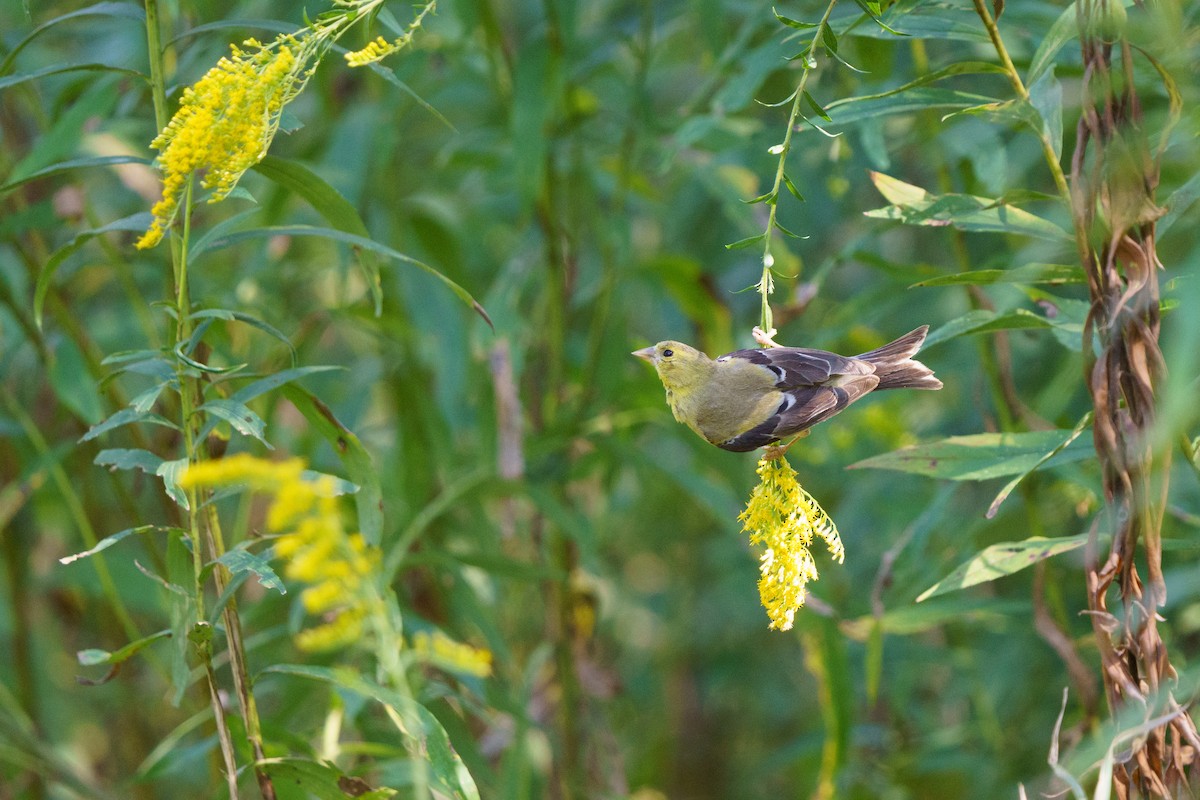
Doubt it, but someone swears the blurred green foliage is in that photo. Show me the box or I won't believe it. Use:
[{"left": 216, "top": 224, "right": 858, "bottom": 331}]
[{"left": 1, "top": 0, "right": 1199, "bottom": 798}]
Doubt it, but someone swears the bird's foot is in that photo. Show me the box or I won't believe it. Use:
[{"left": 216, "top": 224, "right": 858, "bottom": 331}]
[
  {"left": 752, "top": 326, "right": 784, "bottom": 349},
  {"left": 764, "top": 432, "right": 808, "bottom": 460}
]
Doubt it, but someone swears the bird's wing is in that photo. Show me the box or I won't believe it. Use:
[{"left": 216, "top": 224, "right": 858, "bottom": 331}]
[
  {"left": 719, "top": 347, "right": 874, "bottom": 388},
  {"left": 718, "top": 374, "right": 880, "bottom": 452}
]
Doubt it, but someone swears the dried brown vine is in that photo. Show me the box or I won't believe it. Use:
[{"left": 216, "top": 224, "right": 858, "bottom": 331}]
[{"left": 1073, "top": 1, "right": 1198, "bottom": 796}]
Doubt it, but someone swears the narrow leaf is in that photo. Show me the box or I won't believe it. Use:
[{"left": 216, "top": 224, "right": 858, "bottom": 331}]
[
  {"left": 852, "top": 0, "right": 908, "bottom": 35},
  {"left": 986, "top": 414, "right": 1092, "bottom": 518},
  {"left": 773, "top": 8, "right": 820, "bottom": 29},
  {"left": 911, "top": 263, "right": 1083, "bottom": 287},
  {"left": 251, "top": 156, "right": 384, "bottom": 316},
  {"left": 60, "top": 524, "right": 181, "bottom": 565},
  {"left": 849, "top": 430, "right": 1094, "bottom": 480},
  {"left": 198, "top": 399, "right": 270, "bottom": 446},
  {"left": 77, "top": 629, "right": 170, "bottom": 667},
  {"left": 198, "top": 224, "right": 491, "bottom": 328},
  {"left": 280, "top": 386, "right": 383, "bottom": 547},
  {"left": 80, "top": 407, "right": 179, "bottom": 442},
  {"left": 782, "top": 173, "right": 805, "bottom": 201},
  {"left": 94, "top": 448, "right": 164, "bottom": 475},
  {"left": 917, "top": 534, "right": 1089, "bottom": 601},
  {"left": 35, "top": 213, "right": 152, "bottom": 329},
  {"left": 215, "top": 548, "right": 286, "bottom": 594},
  {"left": 725, "top": 233, "right": 766, "bottom": 251}
]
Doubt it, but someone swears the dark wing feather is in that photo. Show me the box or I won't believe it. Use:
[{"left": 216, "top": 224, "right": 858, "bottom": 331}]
[
  {"left": 720, "top": 347, "right": 874, "bottom": 387},
  {"left": 718, "top": 375, "right": 880, "bottom": 452}
]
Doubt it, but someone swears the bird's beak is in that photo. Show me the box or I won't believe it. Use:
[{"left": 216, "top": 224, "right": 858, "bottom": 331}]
[{"left": 631, "top": 346, "right": 656, "bottom": 363}]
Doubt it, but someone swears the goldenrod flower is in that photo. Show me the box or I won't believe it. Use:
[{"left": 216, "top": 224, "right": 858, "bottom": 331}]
[
  {"left": 137, "top": 35, "right": 313, "bottom": 249},
  {"left": 182, "top": 454, "right": 380, "bottom": 652},
  {"left": 739, "top": 455, "right": 843, "bottom": 631},
  {"left": 412, "top": 630, "right": 493, "bottom": 678},
  {"left": 137, "top": 0, "right": 438, "bottom": 248}
]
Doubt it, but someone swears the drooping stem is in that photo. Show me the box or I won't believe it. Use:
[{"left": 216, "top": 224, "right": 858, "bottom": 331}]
[{"left": 757, "top": 0, "right": 840, "bottom": 336}]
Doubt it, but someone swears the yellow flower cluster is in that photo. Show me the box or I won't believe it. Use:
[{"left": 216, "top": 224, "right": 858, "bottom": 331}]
[
  {"left": 181, "top": 453, "right": 379, "bottom": 651},
  {"left": 739, "top": 455, "right": 844, "bottom": 631},
  {"left": 344, "top": 35, "right": 411, "bottom": 67},
  {"left": 412, "top": 630, "right": 493, "bottom": 678},
  {"left": 136, "top": 35, "right": 310, "bottom": 249}
]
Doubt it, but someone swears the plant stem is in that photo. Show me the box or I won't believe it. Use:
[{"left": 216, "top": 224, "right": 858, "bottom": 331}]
[
  {"left": 758, "top": 0, "right": 840, "bottom": 335},
  {"left": 969, "top": 0, "right": 1093, "bottom": 274}
]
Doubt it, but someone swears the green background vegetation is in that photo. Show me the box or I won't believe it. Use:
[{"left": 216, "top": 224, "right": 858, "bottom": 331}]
[{"left": 2, "top": 0, "right": 1198, "bottom": 798}]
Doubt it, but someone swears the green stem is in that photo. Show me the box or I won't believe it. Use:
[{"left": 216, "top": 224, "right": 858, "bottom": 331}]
[
  {"left": 969, "top": 0, "right": 1092, "bottom": 273},
  {"left": 758, "top": 0, "right": 840, "bottom": 335},
  {"left": 143, "top": 0, "right": 168, "bottom": 134},
  {"left": 372, "top": 596, "right": 430, "bottom": 800}
]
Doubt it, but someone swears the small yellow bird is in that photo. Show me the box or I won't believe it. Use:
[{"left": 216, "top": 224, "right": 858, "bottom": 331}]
[{"left": 633, "top": 327, "right": 942, "bottom": 452}]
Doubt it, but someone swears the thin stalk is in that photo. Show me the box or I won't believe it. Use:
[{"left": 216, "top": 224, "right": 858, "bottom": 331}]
[
  {"left": 371, "top": 597, "right": 430, "bottom": 800},
  {"left": 757, "top": 0, "right": 840, "bottom": 334},
  {"left": 969, "top": 0, "right": 1093, "bottom": 273}
]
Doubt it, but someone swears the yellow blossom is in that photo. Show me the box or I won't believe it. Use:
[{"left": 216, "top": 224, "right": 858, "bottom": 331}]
[
  {"left": 345, "top": 35, "right": 411, "bottom": 67},
  {"left": 739, "top": 454, "right": 843, "bottom": 632},
  {"left": 136, "top": 1, "right": 438, "bottom": 248},
  {"left": 296, "top": 608, "right": 366, "bottom": 652},
  {"left": 136, "top": 34, "right": 314, "bottom": 249},
  {"left": 182, "top": 454, "right": 380, "bottom": 652},
  {"left": 412, "top": 630, "right": 493, "bottom": 678}
]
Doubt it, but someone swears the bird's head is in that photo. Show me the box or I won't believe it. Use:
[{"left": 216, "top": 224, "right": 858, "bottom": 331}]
[{"left": 632, "top": 340, "right": 713, "bottom": 392}]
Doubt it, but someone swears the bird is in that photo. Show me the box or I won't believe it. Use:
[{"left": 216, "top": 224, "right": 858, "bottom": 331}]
[{"left": 632, "top": 326, "right": 942, "bottom": 452}]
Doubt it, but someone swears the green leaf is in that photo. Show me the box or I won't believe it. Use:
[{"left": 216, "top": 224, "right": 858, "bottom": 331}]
[
  {"left": 59, "top": 524, "right": 181, "bottom": 565},
  {"left": 724, "top": 233, "right": 766, "bottom": 250},
  {"left": 921, "top": 307, "right": 1080, "bottom": 349},
  {"left": 194, "top": 366, "right": 341, "bottom": 443},
  {"left": 1027, "top": 68, "right": 1063, "bottom": 161},
  {"left": 911, "top": 263, "right": 1083, "bottom": 287},
  {"left": 849, "top": 429, "right": 1094, "bottom": 480},
  {"left": 986, "top": 414, "right": 1092, "bottom": 518},
  {"left": 80, "top": 407, "right": 179, "bottom": 442},
  {"left": 916, "top": 534, "right": 1090, "bottom": 601},
  {"left": 94, "top": 448, "right": 163, "bottom": 476},
  {"left": 843, "top": 598, "right": 1029, "bottom": 638},
  {"left": 802, "top": 91, "right": 831, "bottom": 122},
  {"left": 782, "top": 173, "right": 805, "bottom": 201},
  {"left": 36, "top": 214, "right": 153, "bottom": 329},
  {"left": 1, "top": 155, "right": 151, "bottom": 195},
  {"left": 257, "top": 758, "right": 396, "bottom": 800},
  {"left": 866, "top": 172, "right": 1072, "bottom": 242},
  {"left": 157, "top": 458, "right": 190, "bottom": 510},
  {"left": 740, "top": 191, "right": 777, "bottom": 206},
  {"left": 851, "top": 0, "right": 908, "bottom": 36},
  {"left": 835, "top": 8, "right": 988, "bottom": 42},
  {"left": 0, "top": 63, "right": 145, "bottom": 93},
  {"left": 77, "top": 630, "right": 170, "bottom": 667},
  {"left": 1027, "top": 2, "right": 1079, "bottom": 86},
  {"left": 280, "top": 385, "right": 383, "bottom": 547},
  {"left": 1160, "top": 171, "right": 1200, "bottom": 237},
  {"left": 0, "top": 2, "right": 144, "bottom": 77},
  {"left": 198, "top": 399, "right": 270, "bottom": 446},
  {"left": 188, "top": 309, "right": 296, "bottom": 363},
  {"left": 251, "top": 156, "right": 385, "bottom": 317},
  {"left": 260, "top": 666, "right": 479, "bottom": 799},
  {"left": 773, "top": 8, "right": 820, "bottom": 29},
  {"left": 214, "top": 548, "right": 285, "bottom": 595},
  {"left": 49, "top": 338, "right": 104, "bottom": 425},
  {"left": 827, "top": 87, "right": 1002, "bottom": 128},
  {"left": 196, "top": 224, "right": 492, "bottom": 329}
]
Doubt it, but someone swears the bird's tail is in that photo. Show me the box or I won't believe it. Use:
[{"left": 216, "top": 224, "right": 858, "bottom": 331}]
[{"left": 857, "top": 326, "right": 942, "bottom": 391}]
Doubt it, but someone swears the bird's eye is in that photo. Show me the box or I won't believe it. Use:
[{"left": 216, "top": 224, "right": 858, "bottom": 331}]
[{"left": 662, "top": 349, "right": 674, "bottom": 358}]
